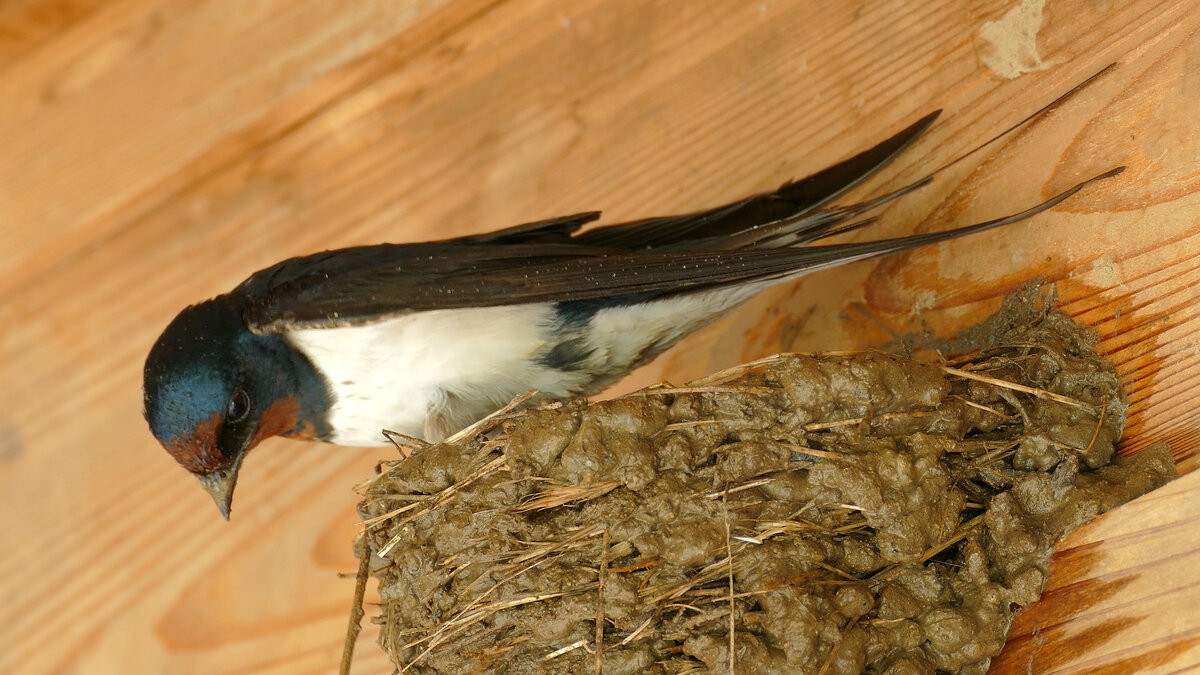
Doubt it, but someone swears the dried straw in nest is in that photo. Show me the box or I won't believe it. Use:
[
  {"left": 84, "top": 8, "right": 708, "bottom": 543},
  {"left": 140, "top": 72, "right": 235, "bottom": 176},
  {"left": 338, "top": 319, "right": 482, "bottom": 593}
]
[{"left": 347, "top": 288, "right": 1174, "bottom": 674}]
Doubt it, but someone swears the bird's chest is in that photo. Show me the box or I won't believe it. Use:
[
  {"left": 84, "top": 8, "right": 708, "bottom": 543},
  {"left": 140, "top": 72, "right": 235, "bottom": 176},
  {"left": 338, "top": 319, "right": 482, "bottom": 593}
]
[{"left": 284, "top": 304, "right": 564, "bottom": 444}]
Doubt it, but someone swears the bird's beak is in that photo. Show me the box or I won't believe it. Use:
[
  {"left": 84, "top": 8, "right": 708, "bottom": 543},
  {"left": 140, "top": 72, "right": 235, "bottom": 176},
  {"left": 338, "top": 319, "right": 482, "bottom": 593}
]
[{"left": 199, "top": 455, "right": 243, "bottom": 521}]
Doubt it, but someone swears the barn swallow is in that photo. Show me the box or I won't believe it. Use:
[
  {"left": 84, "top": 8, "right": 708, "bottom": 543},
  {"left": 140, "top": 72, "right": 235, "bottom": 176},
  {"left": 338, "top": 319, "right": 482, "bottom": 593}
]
[{"left": 143, "top": 103, "right": 1122, "bottom": 520}]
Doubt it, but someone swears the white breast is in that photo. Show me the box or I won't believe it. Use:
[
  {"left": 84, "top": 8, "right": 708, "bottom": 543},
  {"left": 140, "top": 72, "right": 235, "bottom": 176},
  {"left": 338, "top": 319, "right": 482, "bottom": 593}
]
[
  {"left": 285, "top": 284, "right": 766, "bottom": 445},
  {"left": 286, "top": 303, "right": 586, "bottom": 445}
]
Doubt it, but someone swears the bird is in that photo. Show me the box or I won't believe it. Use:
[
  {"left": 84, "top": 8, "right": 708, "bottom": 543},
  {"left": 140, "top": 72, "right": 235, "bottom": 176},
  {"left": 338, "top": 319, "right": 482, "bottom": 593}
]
[{"left": 144, "top": 102, "right": 1121, "bottom": 520}]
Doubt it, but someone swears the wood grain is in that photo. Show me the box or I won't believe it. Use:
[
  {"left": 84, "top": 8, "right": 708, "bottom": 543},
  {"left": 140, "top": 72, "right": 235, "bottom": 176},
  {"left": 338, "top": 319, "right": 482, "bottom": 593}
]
[{"left": 0, "top": 1, "right": 1196, "bottom": 673}]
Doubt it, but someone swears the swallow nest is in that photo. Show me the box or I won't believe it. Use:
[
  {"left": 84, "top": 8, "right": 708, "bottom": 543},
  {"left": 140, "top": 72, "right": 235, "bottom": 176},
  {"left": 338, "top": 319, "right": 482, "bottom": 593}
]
[{"left": 353, "top": 288, "right": 1174, "bottom": 674}]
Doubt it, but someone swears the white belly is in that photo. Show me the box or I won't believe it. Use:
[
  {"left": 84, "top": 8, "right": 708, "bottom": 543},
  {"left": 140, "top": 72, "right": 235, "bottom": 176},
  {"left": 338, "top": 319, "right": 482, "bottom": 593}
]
[
  {"left": 285, "top": 284, "right": 764, "bottom": 445},
  {"left": 286, "top": 303, "right": 582, "bottom": 444}
]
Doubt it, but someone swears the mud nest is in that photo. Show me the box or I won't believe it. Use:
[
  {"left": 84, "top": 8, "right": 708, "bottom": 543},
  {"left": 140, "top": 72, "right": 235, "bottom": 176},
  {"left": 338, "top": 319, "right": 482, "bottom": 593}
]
[{"left": 354, "top": 288, "right": 1175, "bottom": 674}]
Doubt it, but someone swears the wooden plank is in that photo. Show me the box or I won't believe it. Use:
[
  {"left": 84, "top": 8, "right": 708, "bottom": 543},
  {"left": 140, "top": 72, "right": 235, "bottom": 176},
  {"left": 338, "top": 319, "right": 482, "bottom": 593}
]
[
  {"left": 0, "top": 0, "right": 454, "bottom": 293},
  {"left": 0, "top": 0, "right": 1195, "bottom": 673},
  {"left": 0, "top": 0, "right": 108, "bottom": 65}
]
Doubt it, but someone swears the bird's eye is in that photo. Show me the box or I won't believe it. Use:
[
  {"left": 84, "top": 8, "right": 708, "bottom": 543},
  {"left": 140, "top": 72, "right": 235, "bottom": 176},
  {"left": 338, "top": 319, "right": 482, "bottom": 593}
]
[{"left": 227, "top": 389, "right": 250, "bottom": 423}]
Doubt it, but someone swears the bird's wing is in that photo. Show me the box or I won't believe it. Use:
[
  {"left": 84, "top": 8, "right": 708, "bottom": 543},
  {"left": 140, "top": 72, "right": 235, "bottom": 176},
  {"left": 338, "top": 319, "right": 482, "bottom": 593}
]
[
  {"left": 239, "top": 112, "right": 941, "bottom": 333},
  {"left": 241, "top": 167, "right": 1120, "bottom": 335},
  {"left": 242, "top": 65, "right": 1125, "bottom": 334}
]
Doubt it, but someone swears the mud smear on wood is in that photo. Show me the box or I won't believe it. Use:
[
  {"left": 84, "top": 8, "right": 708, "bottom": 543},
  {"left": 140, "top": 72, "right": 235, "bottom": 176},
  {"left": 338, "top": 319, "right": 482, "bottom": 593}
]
[{"left": 355, "top": 287, "right": 1174, "bottom": 674}]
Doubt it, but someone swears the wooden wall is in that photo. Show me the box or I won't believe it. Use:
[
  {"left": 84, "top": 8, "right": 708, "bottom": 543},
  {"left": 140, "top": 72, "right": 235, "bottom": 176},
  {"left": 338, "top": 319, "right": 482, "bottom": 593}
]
[{"left": 1, "top": 0, "right": 1197, "bottom": 672}]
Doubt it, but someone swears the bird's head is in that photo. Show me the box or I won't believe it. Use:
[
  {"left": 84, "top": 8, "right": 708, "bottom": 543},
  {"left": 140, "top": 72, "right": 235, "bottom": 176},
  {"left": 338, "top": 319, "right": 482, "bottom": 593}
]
[{"left": 143, "top": 296, "right": 325, "bottom": 519}]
